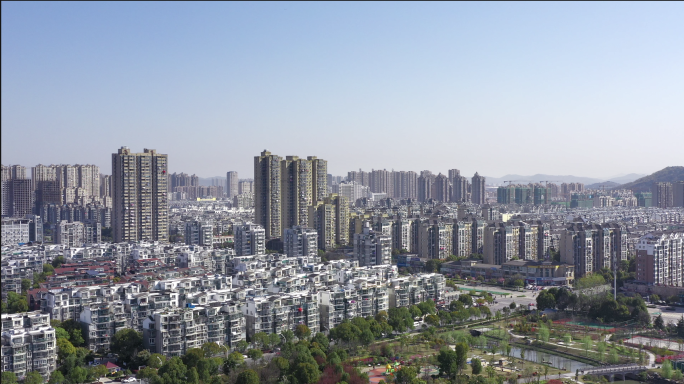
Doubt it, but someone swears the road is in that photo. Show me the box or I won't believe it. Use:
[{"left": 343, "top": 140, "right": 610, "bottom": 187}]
[
  {"left": 647, "top": 305, "right": 684, "bottom": 325},
  {"left": 453, "top": 283, "right": 537, "bottom": 313}
]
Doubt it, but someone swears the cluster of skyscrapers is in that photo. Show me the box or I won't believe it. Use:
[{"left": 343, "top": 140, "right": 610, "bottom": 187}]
[{"left": 340, "top": 168, "right": 486, "bottom": 204}]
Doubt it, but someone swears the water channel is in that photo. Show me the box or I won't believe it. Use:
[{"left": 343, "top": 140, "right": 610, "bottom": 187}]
[{"left": 507, "top": 346, "right": 593, "bottom": 372}]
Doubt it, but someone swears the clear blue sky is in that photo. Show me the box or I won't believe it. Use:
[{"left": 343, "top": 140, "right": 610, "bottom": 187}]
[{"left": 2, "top": 2, "right": 683, "bottom": 179}]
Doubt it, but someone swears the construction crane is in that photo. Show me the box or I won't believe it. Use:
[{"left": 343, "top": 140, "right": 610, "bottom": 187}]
[
  {"left": 504, "top": 180, "right": 530, "bottom": 185},
  {"left": 539, "top": 180, "right": 560, "bottom": 187}
]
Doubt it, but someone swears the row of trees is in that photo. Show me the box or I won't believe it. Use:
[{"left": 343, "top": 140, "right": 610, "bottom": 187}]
[{"left": 534, "top": 284, "right": 651, "bottom": 325}]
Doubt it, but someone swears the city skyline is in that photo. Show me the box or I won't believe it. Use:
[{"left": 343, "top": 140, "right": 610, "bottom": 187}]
[{"left": 2, "top": 2, "right": 683, "bottom": 178}]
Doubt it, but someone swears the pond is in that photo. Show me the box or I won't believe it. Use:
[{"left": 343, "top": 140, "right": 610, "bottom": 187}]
[{"left": 508, "top": 346, "right": 593, "bottom": 372}]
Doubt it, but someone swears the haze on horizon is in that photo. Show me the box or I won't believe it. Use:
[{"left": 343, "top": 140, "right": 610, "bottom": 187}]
[{"left": 2, "top": 2, "right": 683, "bottom": 179}]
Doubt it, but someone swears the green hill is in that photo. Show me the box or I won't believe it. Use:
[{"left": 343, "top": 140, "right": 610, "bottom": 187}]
[{"left": 615, "top": 166, "right": 684, "bottom": 192}]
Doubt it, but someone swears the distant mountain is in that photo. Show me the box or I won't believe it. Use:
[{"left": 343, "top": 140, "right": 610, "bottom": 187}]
[
  {"left": 586, "top": 181, "right": 620, "bottom": 190},
  {"left": 606, "top": 173, "right": 646, "bottom": 184},
  {"left": 484, "top": 174, "right": 604, "bottom": 185},
  {"left": 614, "top": 166, "right": 684, "bottom": 192}
]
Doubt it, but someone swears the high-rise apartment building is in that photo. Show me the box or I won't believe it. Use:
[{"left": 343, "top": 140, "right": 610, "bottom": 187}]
[
  {"left": 284, "top": 226, "right": 318, "bottom": 258},
  {"left": 354, "top": 223, "right": 391, "bottom": 266},
  {"left": 636, "top": 231, "right": 683, "bottom": 286},
  {"left": 1, "top": 311, "right": 57, "bottom": 380},
  {"left": 391, "top": 171, "right": 417, "bottom": 199},
  {"left": 449, "top": 169, "right": 467, "bottom": 203},
  {"left": 226, "top": 171, "right": 239, "bottom": 199},
  {"left": 234, "top": 222, "right": 266, "bottom": 256},
  {"left": 417, "top": 171, "right": 435, "bottom": 202},
  {"left": 2, "top": 165, "right": 32, "bottom": 217},
  {"left": 674, "top": 181, "right": 684, "bottom": 207},
  {"left": 254, "top": 150, "right": 282, "bottom": 239},
  {"left": 185, "top": 220, "right": 214, "bottom": 246},
  {"left": 560, "top": 222, "right": 627, "bottom": 278},
  {"left": 471, "top": 172, "right": 486, "bottom": 205},
  {"left": 310, "top": 157, "right": 328, "bottom": 202},
  {"left": 308, "top": 194, "right": 349, "bottom": 250},
  {"left": 652, "top": 182, "right": 674, "bottom": 208},
  {"left": 434, "top": 174, "right": 450, "bottom": 203},
  {"left": 348, "top": 170, "right": 370, "bottom": 187},
  {"left": 111, "top": 147, "right": 168, "bottom": 243},
  {"left": 8, "top": 179, "right": 34, "bottom": 217},
  {"left": 100, "top": 174, "right": 111, "bottom": 198},
  {"left": 281, "top": 156, "right": 313, "bottom": 229},
  {"left": 238, "top": 179, "right": 253, "bottom": 194}
]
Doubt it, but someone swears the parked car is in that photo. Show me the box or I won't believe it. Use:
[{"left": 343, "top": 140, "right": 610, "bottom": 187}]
[{"left": 665, "top": 307, "right": 676, "bottom": 311}]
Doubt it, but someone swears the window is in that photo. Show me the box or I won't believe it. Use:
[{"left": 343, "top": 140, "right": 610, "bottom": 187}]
[{"left": 149, "top": 338, "right": 155, "bottom": 345}]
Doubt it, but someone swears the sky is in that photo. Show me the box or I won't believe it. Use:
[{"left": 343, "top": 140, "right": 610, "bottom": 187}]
[{"left": 2, "top": 2, "right": 683, "bottom": 179}]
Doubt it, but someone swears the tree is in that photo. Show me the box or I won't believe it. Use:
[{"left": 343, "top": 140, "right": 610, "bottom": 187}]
[
  {"left": 312, "top": 332, "right": 329, "bottom": 349},
  {"left": 236, "top": 339, "right": 249, "bottom": 352},
  {"left": 437, "top": 347, "right": 459, "bottom": 378},
  {"left": 677, "top": 316, "right": 684, "bottom": 338},
  {"left": 455, "top": 342, "right": 469, "bottom": 374},
  {"left": 471, "top": 358, "right": 482, "bottom": 375},
  {"left": 90, "top": 364, "right": 108, "bottom": 380},
  {"left": 520, "top": 349, "right": 525, "bottom": 368},
  {"left": 425, "top": 314, "right": 440, "bottom": 327},
  {"left": 537, "top": 324, "right": 550, "bottom": 343},
  {"left": 409, "top": 306, "right": 423, "bottom": 319},
  {"left": 55, "top": 327, "right": 70, "bottom": 340},
  {"left": 395, "top": 366, "right": 418, "bottom": 384},
  {"left": 57, "top": 338, "right": 76, "bottom": 362},
  {"left": 148, "top": 353, "right": 167, "bottom": 368},
  {"left": 536, "top": 291, "right": 556, "bottom": 311},
  {"left": 6, "top": 291, "right": 28, "bottom": 313},
  {"left": 137, "top": 367, "right": 159, "bottom": 381},
  {"left": 295, "top": 324, "right": 311, "bottom": 340},
  {"left": 663, "top": 360, "right": 673, "bottom": 379},
  {"left": 417, "top": 300, "right": 436, "bottom": 315},
  {"left": 295, "top": 362, "right": 320, "bottom": 384},
  {"left": 655, "top": 314, "right": 665, "bottom": 330},
  {"left": 110, "top": 329, "right": 143, "bottom": 364},
  {"left": 425, "top": 259, "right": 442, "bottom": 273},
  {"left": 282, "top": 329, "right": 295, "bottom": 343},
  {"left": 253, "top": 332, "right": 270, "bottom": 349},
  {"left": 1, "top": 372, "right": 18, "bottom": 384},
  {"left": 47, "top": 370, "right": 65, "bottom": 384},
  {"left": 247, "top": 348, "right": 263, "bottom": 360},
  {"left": 52, "top": 256, "right": 66, "bottom": 268},
  {"left": 68, "top": 366, "right": 88, "bottom": 384},
  {"left": 182, "top": 348, "right": 205, "bottom": 369},
  {"left": 236, "top": 369, "right": 260, "bottom": 384},
  {"left": 43, "top": 263, "right": 55, "bottom": 275},
  {"left": 360, "top": 329, "right": 375, "bottom": 346},
  {"left": 609, "top": 349, "right": 619, "bottom": 364},
  {"left": 509, "top": 302, "right": 517, "bottom": 310},
  {"left": 597, "top": 342, "right": 607, "bottom": 362},
  {"left": 458, "top": 294, "right": 473, "bottom": 307},
  {"left": 387, "top": 307, "right": 413, "bottom": 334},
  {"left": 269, "top": 332, "right": 281, "bottom": 348},
  {"left": 202, "top": 342, "right": 221, "bottom": 357},
  {"left": 186, "top": 367, "right": 199, "bottom": 384},
  {"left": 22, "top": 278, "right": 32, "bottom": 292},
  {"left": 223, "top": 351, "right": 244, "bottom": 374},
  {"left": 581, "top": 336, "right": 593, "bottom": 356},
  {"left": 158, "top": 357, "right": 188, "bottom": 384}
]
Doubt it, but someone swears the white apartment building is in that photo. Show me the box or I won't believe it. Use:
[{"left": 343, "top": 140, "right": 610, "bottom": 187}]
[
  {"left": 284, "top": 226, "right": 318, "bottom": 258},
  {"left": 1, "top": 312, "right": 56, "bottom": 380},
  {"left": 636, "top": 231, "right": 684, "bottom": 286},
  {"left": 354, "top": 223, "right": 391, "bottom": 266},
  {"left": 234, "top": 223, "right": 266, "bottom": 256}
]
